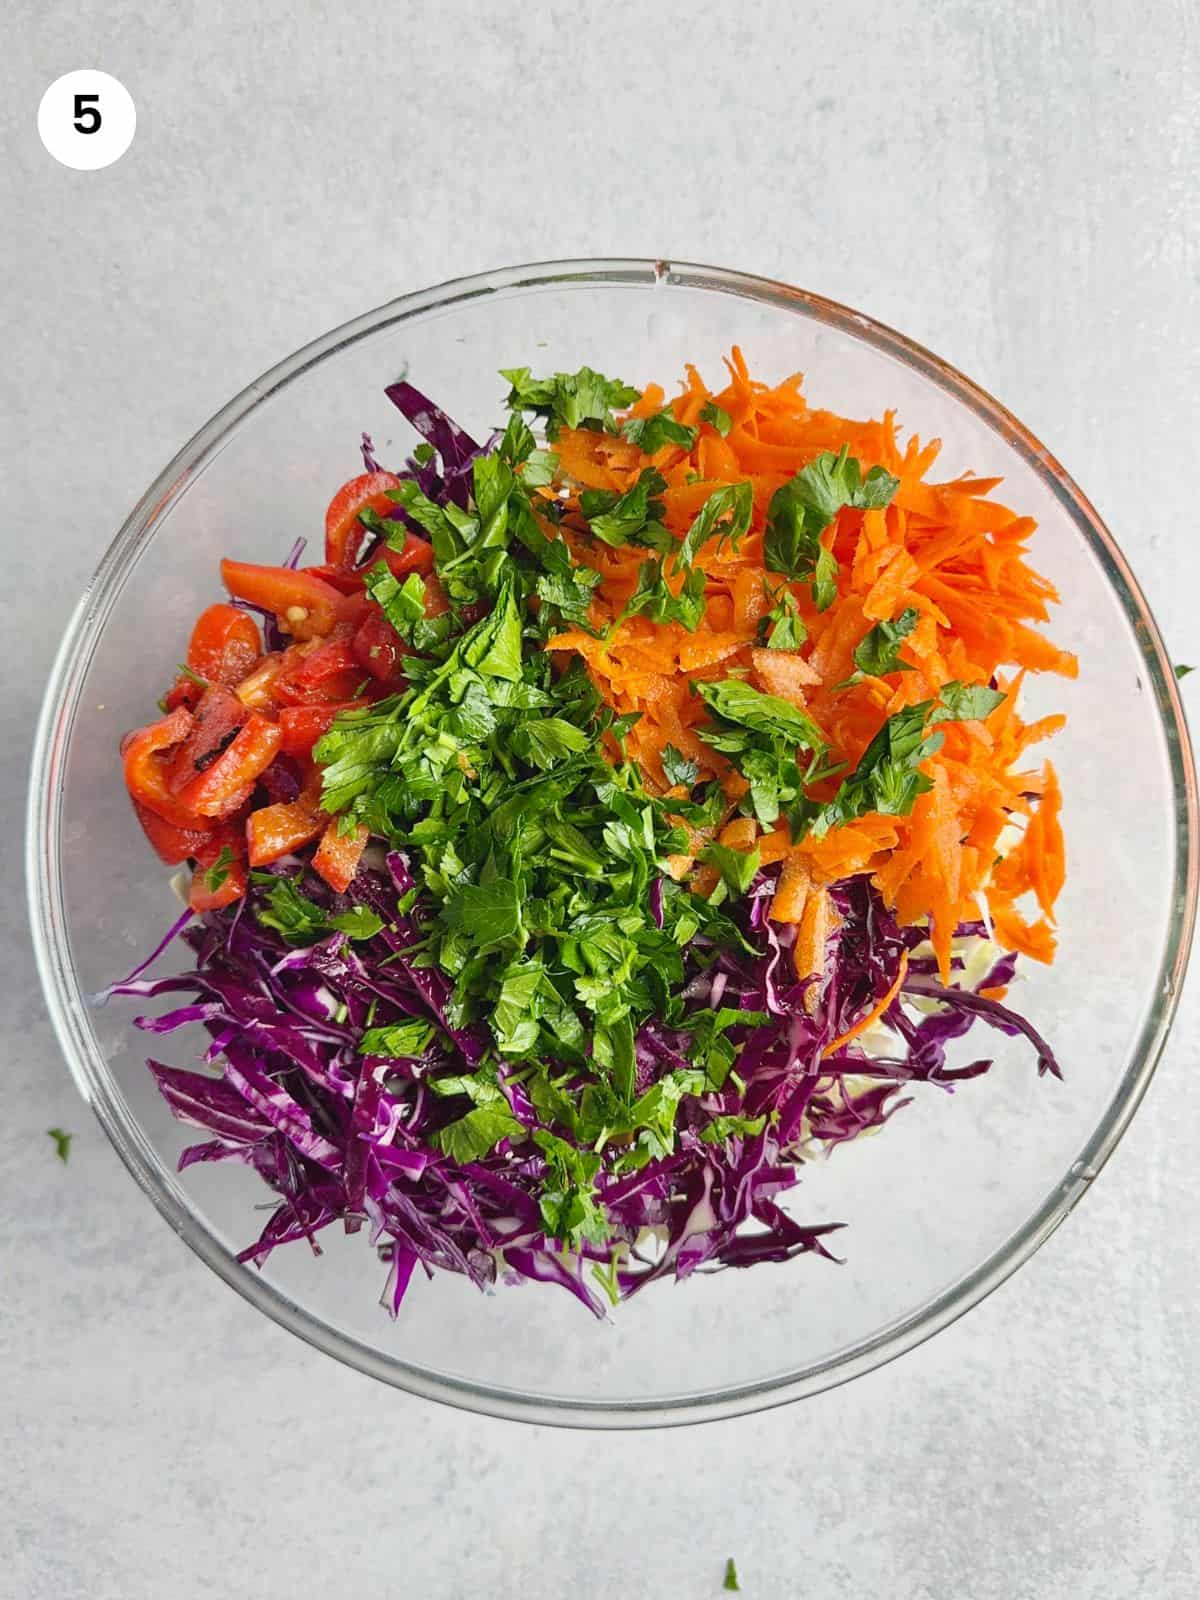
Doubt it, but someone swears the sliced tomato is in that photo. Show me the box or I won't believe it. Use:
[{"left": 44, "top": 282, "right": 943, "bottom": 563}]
[
  {"left": 164, "top": 685, "right": 248, "bottom": 794},
  {"left": 312, "top": 818, "right": 368, "bottom": 892},
  {"left": 131, "top": 799, "right": 214, "bottom": 864},
  {"left": 352, "top": 606, "right": 407, "bottom": 687},
  {"left": 189, "top": 825, "right": 249, "bottom": 912},
  {"left": 123, "top": 707, "right": 201, "bottom": 827},
  {"left": 324, "top": 471, "right": 401, "bottom": 568},
  {"left": 220, "top": 560, "right": 343, "bottom": 641},
  {"left": 187, "top": 604, "right": 262, "bottom": 685},
  {"left": 277, "top": 702, "right": 358, "bottom": 758},
  {"left": 176, "top": 711, "right": 282, "bottom": 819}
]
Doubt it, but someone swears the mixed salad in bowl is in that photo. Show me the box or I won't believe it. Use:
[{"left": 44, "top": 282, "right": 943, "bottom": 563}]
[{"left": 107, "top": 353, "right": 1072, "bottom": 1317}]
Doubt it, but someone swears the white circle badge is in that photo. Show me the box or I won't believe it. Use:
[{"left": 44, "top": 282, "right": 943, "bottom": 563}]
[{"left": 38, "top": 70, "right": 136, "bottom": 171}]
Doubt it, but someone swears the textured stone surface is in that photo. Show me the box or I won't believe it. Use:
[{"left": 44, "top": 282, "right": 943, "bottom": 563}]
[{"left": 3, "top": 2, "right": 1198, "bottom": 1595}]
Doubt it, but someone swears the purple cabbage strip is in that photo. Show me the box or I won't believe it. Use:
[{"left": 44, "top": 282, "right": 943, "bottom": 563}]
[
  {"left": 383, "top": 380, "right": 485, "bottom": 509},
  {"left": 93, "top": 905, "right": 195, "bottom": 1002},
  {"left": 114, "top": 842, "right": 1059, "bottom": 1318}
]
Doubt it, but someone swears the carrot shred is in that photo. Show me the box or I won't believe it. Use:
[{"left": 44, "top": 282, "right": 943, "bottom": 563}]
[
  {"left": 823, "top": 951, "right": 909, "bottom": 1056},
  {"left": 772, "top": 853, "right": 812, "bottom": 923},
  {"left": 795, "top": 886, "right": 831, "bottom": 980},
  {"left": 548, "top": 355, "right": 1070, "bottom": 969}
]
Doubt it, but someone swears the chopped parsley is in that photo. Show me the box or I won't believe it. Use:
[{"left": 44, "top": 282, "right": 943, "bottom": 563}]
[
  {"left": 251, "top": 873, "right": 385, "bottom": 943},
  {"left": 761, "top": 587, "right": 806, "bottom": 650},
  {"left": 203, "top": 846, "right": 236, "bottom": 893},
  {"left": 764, "top": 446, "right": 899, "bottom": 610},
  {"left": 696, "top": 677, "right": 834, "bottom": 831},
  {"left": 501, "top": 364, "right": 639, "bottom": 440},
  {"left": 845, "top": 607, "right": 920, "bottom": 681},
  {"left": 661, "top": 744, "right": 700, "bottom": 787},
  {"left": 700, "top": 839, "right": 761, "bottom": 897},
  {"left": 723, "top": 1557, "right": 741, "bottom": 1591},
  {"left": 47, "top": 1127, "right": 73, "bottom": 1164},
  {"left": 307, "top": 402, "right": 757, "bottom": 1238},
  {"left": 621, "top": 409, "right": 698, "bottom": 455},
  {"left": 580, "top": 470, "right": 668, "bottom": 548},
  {"left": 700, "top": 400, "right": 733, "bottom": 436}
]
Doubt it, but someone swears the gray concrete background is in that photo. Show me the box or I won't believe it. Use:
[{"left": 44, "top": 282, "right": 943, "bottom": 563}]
[{"left": 4, "top": 2, "right": 1198, "bottom": 1596}]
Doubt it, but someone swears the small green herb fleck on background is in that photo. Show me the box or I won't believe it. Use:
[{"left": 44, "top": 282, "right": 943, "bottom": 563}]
[{"left": 47, "top": 1127, "right": 73, "bottom": 1163}]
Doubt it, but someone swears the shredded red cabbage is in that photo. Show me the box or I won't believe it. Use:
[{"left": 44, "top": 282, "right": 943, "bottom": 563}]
[{"left": 109, "top": 858, "right": 1060, "bottom": 1319}]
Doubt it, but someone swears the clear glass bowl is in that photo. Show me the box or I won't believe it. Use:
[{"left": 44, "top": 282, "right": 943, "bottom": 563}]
[{"left": 28, "top": 260, "right": 1197, "bottom": 1427}]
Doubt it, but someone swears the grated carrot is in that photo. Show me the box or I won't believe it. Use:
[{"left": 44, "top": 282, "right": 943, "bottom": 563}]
[
  {"left": 547, "top": 352, "right": 1069, "bottom": 972},
  {"left": 823, "top": 952, "right": 910, "bottom": 1056}
]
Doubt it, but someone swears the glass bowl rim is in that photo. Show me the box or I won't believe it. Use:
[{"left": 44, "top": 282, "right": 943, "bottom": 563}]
[{"left": 26, "top": 257, "right": 1198, "bottom": 1429}]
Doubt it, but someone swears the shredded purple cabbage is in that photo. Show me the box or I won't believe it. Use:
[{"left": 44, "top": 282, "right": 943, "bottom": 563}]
[{"left": 113, "top": 858, "right": 1060, "bottom": 1320}]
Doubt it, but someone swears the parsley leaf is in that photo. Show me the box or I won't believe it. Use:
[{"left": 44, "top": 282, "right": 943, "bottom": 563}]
[
  {"left": 47, "top": 1127, "right": 73, "bottom": 1164},
  {"left": 762, "top": 587, "right": 807, "bottom": 650},
  {"left": 382, "top": 482, "right": 460, "bottom": 565},
  {"left": 359, "top": 1019, "right": 437, "bottom": 1058},
  {"left": 620, "top": 558, "right": 708, "bottom": 633},
  {"left": 699, "top": 840, "right": 761, "bottom": 897},
  {"left": 460, "top": 576, "right": 524, "bottom": 681},
  {"left": 252, "top": 874, "right": 384, "bottom": 944},
  {"left": 329, "top": 905, "right": 388, "bottom": 940},
  {"left": 365, "top": 562, "right": 452, "bottom": 654},
  {"left": 202, "top": 846, "right": 235, "bottom": 893},
  {"left": 677, "top": 481, "right": 753, "bottom": 566},
  {"left": 695, "top": 678, "right": 827, "bottom": 755},
  {"left": 535, "top": 566, "right": 601, "bottom": 629},
  {"left": 580, "top": 470, "right": 667, "bottom": 547},
  {"left": 696, "top": 679, "right": 831, "bottom": 829},
  {"left": 621, "top": 410, "right": 698, "bottom": 454},
  {"left": 1175, "top": 663, "right": 1194, "bottom": 681},
  {"left": 500, "top": 365, "right": 639, "bottom": 439},
  {"left": 661, "top": 744, "right": 700, "bottom": 787},
  {"left": 432, "top": 1103, "right": 524, "bottom": 1163},
  {"left": 510, "top": 717, "right": 592, "bottom": 770},
  {"left": 442, "top": 877, "right": 525, "bottom": 953},
  {"left": 930, "top": 680, "right": 1005, "bottom": 724},
  {"left": 846, "top": 607, "right": 920, "bottom": 681},
  {"left": 812, "top": 700, "right": 941, "bottom": 835},
  {"left": 701, "top": 1113, "right": 767, "bottom": 1144},
  {"left": 427, "top": 1065, "right": 504, "bottom": 1104},
  {"left": 764, "top": 446, "right": 899, "bottom": 610},
  {"left": 805, "top": 680, "right": 1002, "bottom": 838},
  {"left": 699, "top": 401, "right": 733, "bottom": 436},
  {"left": 534, "top": 1129, "right": 607, "bottom": 1246},
  {"left": 724, "top": 1557, "right": 741, "bottom": 1591},
  {"left": 685, "top": 1008, "right": 769, "bottom": 1090},
  {"left": 606, "top": 484, "right": 751, "bottom": 638}
]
